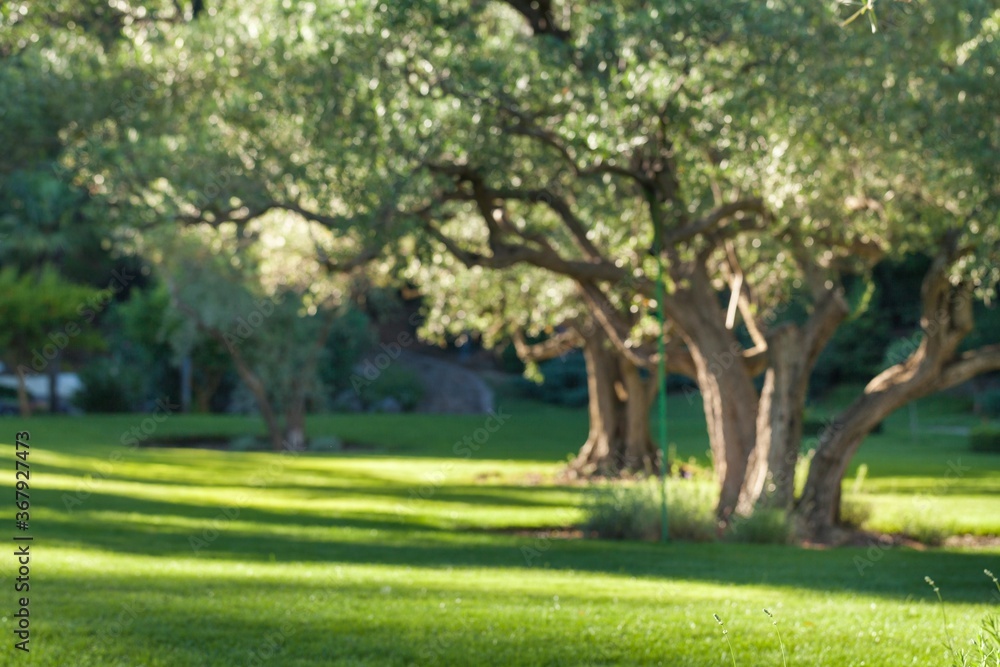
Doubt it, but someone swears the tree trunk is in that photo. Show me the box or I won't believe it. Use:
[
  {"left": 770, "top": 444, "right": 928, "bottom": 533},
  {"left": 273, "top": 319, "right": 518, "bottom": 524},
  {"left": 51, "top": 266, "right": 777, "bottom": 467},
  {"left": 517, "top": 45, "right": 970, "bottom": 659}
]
[
  {"left": 689, "top": 339, "right": 759, "bottom": 521},
  {"left": 241, "top": 370, "right": 285, "bottom": 451},
  {"left": 662, "top": 268, "right": 762, "bottom": 522},
  {"left": 15, "top": 368, "right": 32, "bottom": 418},
  {"left": 795, "top": 392, "right": 902, "bottom": 541},
  {"left": 194, "top": 370, "right": 223, "bottom": 413},
  {"left": 571, "top": 332, "right": 658, "bottom": 475},
  {"left": 283, "top": 394, "right": 307, "bottom": 451},
  {"left": 739, "top": 325, "right": 807, "bottom": 513},
  {"left": 795, "top": 255, "right": 994, "bottom": 541}
]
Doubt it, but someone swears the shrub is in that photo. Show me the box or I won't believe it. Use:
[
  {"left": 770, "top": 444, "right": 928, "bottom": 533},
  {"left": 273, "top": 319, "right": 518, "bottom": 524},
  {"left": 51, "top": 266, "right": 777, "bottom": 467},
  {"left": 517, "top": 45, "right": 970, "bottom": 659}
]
[
  {"left": 308, "top": 435, "right": 343, "bottom": 452},
  {"left": 321, "top": 307, "right": 377, "bottom": 396},
  {"left": 580, "top": 481, "right": 716, "bottom": 542},
  {"left": 666, "top": 482, "right": 718, "bottom": 542},
  {"left": 901, "top": 515, "right": 953, "bottom": 546},
  {"left": 970, "top": 425, "right": 1000, "bottom": 453},
  {"left": 73, "top": 358, "right": 145, "bottom": 413},
  {"left": 359, "top": 365, "right": 424, "bottom": 411},
  {"left": 975, "top": 389, "right": 1000, "bottom": 418},
  {"left": 519, "top": 351, "right": 589, "bottom": 408},
  {"left": 581, "top": 483, "right": 659, "bottom": 541},
  {"left": 839, "top": 496, "right": 874, "bottom": 529},
  {"left": 228, "top": 435, "right": 266, "bottom": 452},
  {"left": 728, "top": 509, "right": 791, "bottom": 544}
]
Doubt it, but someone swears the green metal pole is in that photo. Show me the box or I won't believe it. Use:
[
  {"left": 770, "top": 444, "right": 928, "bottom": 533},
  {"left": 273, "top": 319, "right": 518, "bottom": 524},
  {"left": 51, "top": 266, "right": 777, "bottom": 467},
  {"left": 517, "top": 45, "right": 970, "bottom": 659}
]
[{"left": 655, "top": 255, "right": 669, "bottom": 543}]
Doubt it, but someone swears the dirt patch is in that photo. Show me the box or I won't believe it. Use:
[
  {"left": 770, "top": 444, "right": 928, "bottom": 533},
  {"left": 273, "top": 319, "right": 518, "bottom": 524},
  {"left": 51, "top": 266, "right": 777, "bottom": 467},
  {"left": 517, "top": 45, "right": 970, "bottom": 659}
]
[
  {"left": 805, "top": 528, "right": 1000, "bottom": 550},
  {"left": 475, "top": 526, "right": 584, "bottom": 540},
  {"left": 943, "top": 534, "right": 1000, "bottom": 549}
]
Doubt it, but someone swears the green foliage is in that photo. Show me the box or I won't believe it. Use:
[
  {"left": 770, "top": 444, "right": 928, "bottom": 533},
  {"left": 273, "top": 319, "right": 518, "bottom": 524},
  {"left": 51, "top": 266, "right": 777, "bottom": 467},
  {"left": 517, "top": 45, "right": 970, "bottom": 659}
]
[
  {"left": 227, "top": 435, "right": 266, "bottom": 452},
  {"left": 519, "top": 351, "right": 589, "bottom": 408},
  {"left": 102, "top": 286, "right": 184, "bottom": 409},
  {"left": 970, "top": 425, "right": 1000, "bottom": 454},
  {"left": 839, "top": 496, "right": 875, "bottom": 529},
  {"left": 320, "top": 306, "right": 376, "bottom": 397},
  {"left": 358, "top": 365, "right": 425, "bottom": 412},
  {"left": 903, "top": 516, "right": 954, "bottom": 547},
  {"left": 582, "top": 483, "right": 660, "bottom": 541},
  {"left": 581, "top": 481, "right": 716, "bottom": 542},
  {"left": 307, "top": 435, "right": 344, "bottom": 452},
  {"left": 0, "top": 265, "right": 106, "bottom": 372},
  {"left": 728, "top": 510, "right": 791, "bottom": 545},
  {"left": 72, "top": 357, "right": 145, "bottom": 413},
  {"left": 977, "top": 391, "right": 1000, "bottom": 419}
]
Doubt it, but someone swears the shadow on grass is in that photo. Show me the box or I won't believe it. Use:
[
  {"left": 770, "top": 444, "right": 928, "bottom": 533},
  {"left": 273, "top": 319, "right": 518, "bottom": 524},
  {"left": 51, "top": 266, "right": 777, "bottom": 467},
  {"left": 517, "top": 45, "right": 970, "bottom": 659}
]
[{"left": 36, "top": 489, "right": 1000, "bottom": 604}]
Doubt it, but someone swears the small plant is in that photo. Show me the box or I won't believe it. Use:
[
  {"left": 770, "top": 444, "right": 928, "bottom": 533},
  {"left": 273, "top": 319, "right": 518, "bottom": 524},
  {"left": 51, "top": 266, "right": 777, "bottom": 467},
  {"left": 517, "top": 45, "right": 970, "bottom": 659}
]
[
  {"left": 713, "top": 614, "right": 738, "bottom": 667},
  {"left": 926, "top": 576, "right": 956, "bottom": 654},
  {"left": 904, "top": 516, "right": 954, "bottom": 546},
  {"left": 580, "top": 481, "right": 716, "bottom": 542},
  {"left": 763, "top": 608, "right": 788, "bottom": 667},
  {"left": 728, "top": 509, "right": 791, "bottom": 544},
  {"left": 581, "top": 483, "right": 660, "bottom": 541},
  {"left": 970, "top": 425, "right": 1000, "bottom": 454},
  {"left": 666, "top": 482, "right": 718, "bottom": 542},
  {"left": 839, "top": 496, "right": 874, "bottom": 529},
  {"left": 927, "top": 572, "right": 1000, "bottom": 667}
]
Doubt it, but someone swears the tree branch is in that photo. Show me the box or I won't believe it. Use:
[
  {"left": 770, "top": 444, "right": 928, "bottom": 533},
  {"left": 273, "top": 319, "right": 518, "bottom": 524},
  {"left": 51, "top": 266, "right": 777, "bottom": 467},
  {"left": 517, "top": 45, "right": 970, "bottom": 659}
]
[
  {"left": 663, "top": 198, "right": 769, "bottom": 246},
  {"left": 512, "top": 327, "right": 583, "bottom": 362},
  {"left": 936, "top": 344, "right": 1000, "bottom": 391},
  {"left": 498, "top": 0, "right": 570, "bottom": 40}
]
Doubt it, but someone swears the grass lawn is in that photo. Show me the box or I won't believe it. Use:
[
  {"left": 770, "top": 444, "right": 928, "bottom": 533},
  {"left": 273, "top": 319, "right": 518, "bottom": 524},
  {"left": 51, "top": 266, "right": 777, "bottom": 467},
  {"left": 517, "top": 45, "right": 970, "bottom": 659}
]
[{"left": 0, "top": 393, "right": 998, "bottom": 666}]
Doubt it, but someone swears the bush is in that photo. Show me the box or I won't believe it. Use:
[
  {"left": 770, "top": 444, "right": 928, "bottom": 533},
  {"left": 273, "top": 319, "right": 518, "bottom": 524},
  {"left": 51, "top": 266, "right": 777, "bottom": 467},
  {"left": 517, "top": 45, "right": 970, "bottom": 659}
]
[
  {"left": 519, "top": 351, "right": 589, "bottom": 408},
  {"left": 359, "top": 365, "right": 424, "bottom": 411},
  {"left": 970, "top": 425, "right": 1000, "bottom": 453},
  {"left": 228, "top": 435, "right": 266, "bottom": 452},
  {"left": 976, "top": 389, "right": 1000, "bottom": 417},
  {"left": 901, "top": 515, "right": 953, "bottom": 546},
  {"left": 666, "top": 483, "right": 718, "bottom": 542},
  {"left": 308, "top": 435, "right": 343, "bottom": 452},
  {"left": 728, "top": 509, "right": 791, "bottom": 544},
  {"left": 839, "top": 496, "right": 874, "bottom": 529},
  {"left": 321, "top": 307, "right": 377, "bottom": 396},
  {"left": 581, "top": 481, "right": 716, "bottom": 542},
  {"left": 73, "top": 358, "right": 145, "bottom": 413}
]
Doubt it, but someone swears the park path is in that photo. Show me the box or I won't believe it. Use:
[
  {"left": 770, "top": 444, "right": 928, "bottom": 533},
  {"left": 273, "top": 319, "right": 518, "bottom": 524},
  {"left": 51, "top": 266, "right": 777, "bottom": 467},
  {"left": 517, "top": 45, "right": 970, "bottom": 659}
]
[{"left": 398, "top": 350, "right": 495, "bottom": 414}]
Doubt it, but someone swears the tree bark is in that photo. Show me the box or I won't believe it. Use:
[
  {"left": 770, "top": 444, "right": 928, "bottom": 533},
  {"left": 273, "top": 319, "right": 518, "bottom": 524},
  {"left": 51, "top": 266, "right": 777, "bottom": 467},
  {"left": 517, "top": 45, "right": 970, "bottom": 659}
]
[
  {"left": 193, "top": 369, "right": 223, "bottom": 413},
  {"left": 15, "top": 368, "right": 32, "bottom": 418},
  {"left": 283, "top": 391, "right": 307, "bottom": 451},
  {"left": 795, "top": 252, "right": 996, "bottom": 541},
  {"left": 665, "top": 267, "right": 761, "bottom": 522},
  {"left": 687, "top": 332, "right": 758, "bottom": 521},
  {"left": 570, "top": 331, "right": 659, "bottom": 475},
  {"left": 739, "top": 324, "right": 806, "bottom": 513}
]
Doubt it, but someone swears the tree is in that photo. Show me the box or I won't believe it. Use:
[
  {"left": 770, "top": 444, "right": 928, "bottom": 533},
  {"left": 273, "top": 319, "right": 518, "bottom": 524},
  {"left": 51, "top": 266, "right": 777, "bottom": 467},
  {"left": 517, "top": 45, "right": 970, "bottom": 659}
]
[
  {"left": 365, "top": 0, "right": 1000, "bottom": 532},
  {"left": 77, "top": 0, "right": 1000, "bottom": 537},
  {"left": 0, "top": 267, "right": 107, "bottom": 415},
  {"left": 146, "top": 217, "right": 355, "bottom": 451}
]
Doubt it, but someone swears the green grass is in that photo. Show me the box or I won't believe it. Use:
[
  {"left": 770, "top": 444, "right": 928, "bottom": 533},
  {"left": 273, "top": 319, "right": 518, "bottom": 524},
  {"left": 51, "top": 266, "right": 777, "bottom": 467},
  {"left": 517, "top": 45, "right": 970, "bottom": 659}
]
[{"left": 0, "top": 393, "right": 997, "bottom": 665}]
